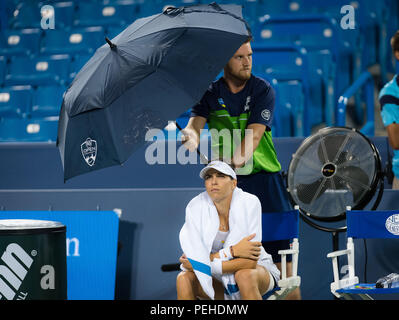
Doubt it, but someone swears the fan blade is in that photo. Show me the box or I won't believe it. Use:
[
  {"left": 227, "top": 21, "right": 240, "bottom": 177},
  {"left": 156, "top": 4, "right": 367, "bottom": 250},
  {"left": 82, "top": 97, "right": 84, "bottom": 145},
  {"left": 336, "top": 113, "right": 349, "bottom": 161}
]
[
  {"left": 317, "top": 135, "right": 348, "bottom": 163},
  {"left": 295, "top": 177, "right": 327, "bottom": 204},
  {"left": 336, "top": 166, "right": 370, "bottom": 202}
]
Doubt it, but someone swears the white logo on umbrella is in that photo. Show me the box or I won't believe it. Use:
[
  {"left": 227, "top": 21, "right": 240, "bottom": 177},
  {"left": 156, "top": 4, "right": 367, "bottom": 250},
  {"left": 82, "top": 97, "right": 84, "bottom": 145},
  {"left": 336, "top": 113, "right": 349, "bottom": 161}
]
[{"left": 81, "top": 138, "right": 97, "bottom": 167}]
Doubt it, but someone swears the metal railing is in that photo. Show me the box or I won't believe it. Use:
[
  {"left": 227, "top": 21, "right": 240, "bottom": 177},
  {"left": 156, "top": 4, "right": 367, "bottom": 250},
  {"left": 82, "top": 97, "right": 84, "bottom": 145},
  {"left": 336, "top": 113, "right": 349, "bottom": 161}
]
[{"left": 336, "top": 71, "right": 375, "bottom": 136}]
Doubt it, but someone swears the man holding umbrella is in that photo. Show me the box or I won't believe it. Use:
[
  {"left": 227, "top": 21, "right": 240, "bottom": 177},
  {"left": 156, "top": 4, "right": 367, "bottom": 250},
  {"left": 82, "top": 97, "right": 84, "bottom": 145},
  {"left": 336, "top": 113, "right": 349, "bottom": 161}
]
[{"left": 182, "top": 38, "right": 301, "bottom": 300}]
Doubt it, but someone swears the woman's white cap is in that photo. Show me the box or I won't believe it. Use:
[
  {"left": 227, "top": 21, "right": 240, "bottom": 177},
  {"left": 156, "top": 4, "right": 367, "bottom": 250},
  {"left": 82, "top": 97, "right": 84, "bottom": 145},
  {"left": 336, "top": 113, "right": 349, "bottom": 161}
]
[{"left": 199, "top": 160, "right": 237, "bottom": 180}]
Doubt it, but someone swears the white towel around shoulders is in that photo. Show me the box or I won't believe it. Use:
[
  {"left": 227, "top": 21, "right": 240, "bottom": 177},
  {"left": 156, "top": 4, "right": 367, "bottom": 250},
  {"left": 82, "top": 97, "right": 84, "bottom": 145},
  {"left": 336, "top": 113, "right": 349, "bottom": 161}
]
[{"left": 179, "top": 187, "right": 280, "bottom": 300}]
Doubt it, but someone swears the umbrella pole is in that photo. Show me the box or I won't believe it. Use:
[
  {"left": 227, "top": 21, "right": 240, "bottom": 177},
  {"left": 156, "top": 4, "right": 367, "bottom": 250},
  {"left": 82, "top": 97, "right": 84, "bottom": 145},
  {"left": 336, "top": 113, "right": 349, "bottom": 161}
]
[{"left": 174, "top": 122, "right": 208, "bottom": 164}]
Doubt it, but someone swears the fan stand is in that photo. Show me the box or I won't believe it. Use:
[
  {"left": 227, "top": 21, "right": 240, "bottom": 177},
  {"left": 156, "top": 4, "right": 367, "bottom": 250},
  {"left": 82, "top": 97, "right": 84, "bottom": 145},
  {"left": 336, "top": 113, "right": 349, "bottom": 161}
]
[
  {"left": 299, "top": 209, "right": 346, "bottom": 253},
  {"left": 299, "top": 212, "right": 348, "bottom": 301},
  {"left": 296, "top": 177, "right": 384, "bottom": 299}
]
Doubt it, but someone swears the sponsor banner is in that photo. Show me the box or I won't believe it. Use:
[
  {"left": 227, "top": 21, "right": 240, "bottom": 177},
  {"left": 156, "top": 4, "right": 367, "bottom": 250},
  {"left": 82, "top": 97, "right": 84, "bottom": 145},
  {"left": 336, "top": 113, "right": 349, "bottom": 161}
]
[{"left": 0, "top": 211, "right": 119, "bottom": 300}]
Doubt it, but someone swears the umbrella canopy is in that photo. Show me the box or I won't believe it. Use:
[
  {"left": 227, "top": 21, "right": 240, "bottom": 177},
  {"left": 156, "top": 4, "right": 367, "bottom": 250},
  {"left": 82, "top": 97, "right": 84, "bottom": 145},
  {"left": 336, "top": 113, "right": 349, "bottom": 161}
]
[{"left": 57, "top": 2, "right": 251, "bottom": 181}]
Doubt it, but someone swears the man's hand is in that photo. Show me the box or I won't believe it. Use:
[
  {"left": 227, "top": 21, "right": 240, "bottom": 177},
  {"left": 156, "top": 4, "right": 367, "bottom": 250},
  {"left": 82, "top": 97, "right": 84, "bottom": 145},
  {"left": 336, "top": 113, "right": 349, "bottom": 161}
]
[
  {"left": 180, "top": 116, "right": 207, "bottom": 152},
  {"left": 231, "top": 233, "right": 261, "bottom": 260},
  {"left": 232, "top": 123, "right": 266, "bottom": 169},
  {"left": 179, "top": 253, "right": 193, "bottom": 271},
  {"left": 181, "top": 127, "right": 200, "bottom": 152}
]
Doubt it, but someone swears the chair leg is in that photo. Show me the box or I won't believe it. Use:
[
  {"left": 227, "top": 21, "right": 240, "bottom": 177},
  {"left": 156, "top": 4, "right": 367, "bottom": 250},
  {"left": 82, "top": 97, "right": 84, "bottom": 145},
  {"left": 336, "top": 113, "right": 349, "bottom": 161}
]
[
  {"left": 359, "top": 294, "right": 373, "bottom": 300},
  {"left": 267, "top": 286, "right": 298, "bottom": 300},
  {"left": 341, "top": 293, "right": 353, "bottom": 300},
  {"left": 341, "top": 293, "right": 373, "bottom": 300}
]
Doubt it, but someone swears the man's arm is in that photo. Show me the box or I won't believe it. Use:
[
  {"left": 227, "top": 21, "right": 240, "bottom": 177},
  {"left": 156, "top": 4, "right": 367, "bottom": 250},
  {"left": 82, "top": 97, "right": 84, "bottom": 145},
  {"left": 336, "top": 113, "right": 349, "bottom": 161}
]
[
  {"left": 386, "top": 123, "right": 399, "bottom": 149},
  {"left": 181, "top": 116, "right": 207, "bottom": 152},
  {"left": 232, "top": 123, "right": 266, "bottom": 168}
]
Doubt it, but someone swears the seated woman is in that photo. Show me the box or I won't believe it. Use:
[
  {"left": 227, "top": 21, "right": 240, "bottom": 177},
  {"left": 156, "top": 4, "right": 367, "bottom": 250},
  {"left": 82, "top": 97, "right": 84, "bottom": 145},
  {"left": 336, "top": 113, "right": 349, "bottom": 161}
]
[{"left": 177, "top": 160, "right": 280, "bottom": 300}]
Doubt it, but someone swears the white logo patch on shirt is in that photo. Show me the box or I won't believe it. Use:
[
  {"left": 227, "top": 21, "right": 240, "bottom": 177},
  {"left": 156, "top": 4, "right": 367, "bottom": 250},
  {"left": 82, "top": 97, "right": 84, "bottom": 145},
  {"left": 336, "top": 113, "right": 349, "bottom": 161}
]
[
  {"left": 261, "top": 109, "right": 271, "bottom": 121},
  {"left": 244, "top": 96, "right": 251, "bottom": 111}
]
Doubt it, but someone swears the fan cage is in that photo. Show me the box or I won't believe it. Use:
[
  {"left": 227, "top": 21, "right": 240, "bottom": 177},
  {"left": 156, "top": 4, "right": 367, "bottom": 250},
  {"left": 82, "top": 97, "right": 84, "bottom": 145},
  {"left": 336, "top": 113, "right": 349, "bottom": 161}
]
[{"left": 287, "top": 127, "right": 382, "bottom": 222}]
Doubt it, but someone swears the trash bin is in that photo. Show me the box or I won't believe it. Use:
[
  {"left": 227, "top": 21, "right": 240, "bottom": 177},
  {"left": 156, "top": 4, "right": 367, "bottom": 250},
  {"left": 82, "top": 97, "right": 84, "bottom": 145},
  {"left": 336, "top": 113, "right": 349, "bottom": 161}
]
[{"left": 0, "top": 219, "right": 67, "bottom": 300}]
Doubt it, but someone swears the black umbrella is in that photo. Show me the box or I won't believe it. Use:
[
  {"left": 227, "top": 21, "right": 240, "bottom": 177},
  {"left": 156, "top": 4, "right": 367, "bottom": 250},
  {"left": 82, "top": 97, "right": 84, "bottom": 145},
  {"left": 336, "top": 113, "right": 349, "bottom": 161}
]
[{"left": 57, "top": 2, "right": 250, "bottom": 181}]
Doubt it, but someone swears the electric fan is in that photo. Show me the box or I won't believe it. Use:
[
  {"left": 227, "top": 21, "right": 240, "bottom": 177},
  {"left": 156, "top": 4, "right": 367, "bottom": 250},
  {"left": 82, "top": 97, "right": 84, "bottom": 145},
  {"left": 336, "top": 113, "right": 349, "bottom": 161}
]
[{"left": 287, "top": 127, "right": 384, "bottom": 226}]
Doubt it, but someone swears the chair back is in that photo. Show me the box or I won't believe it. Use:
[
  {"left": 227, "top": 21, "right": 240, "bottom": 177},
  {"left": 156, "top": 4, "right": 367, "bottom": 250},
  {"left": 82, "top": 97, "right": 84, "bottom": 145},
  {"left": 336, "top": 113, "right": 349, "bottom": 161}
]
[
  {"left": 262, "top": 209, "right": 299, "bottom": 242},
  {"left": 347, "top": 210, "right": 399, "bottom": 239}
]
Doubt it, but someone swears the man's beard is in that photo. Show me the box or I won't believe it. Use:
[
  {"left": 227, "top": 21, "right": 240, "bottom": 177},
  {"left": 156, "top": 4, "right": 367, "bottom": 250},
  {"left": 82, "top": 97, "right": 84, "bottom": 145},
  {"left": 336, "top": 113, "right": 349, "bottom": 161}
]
[{"left": 228, "top": 67, "right": 251, "bottom": 82}]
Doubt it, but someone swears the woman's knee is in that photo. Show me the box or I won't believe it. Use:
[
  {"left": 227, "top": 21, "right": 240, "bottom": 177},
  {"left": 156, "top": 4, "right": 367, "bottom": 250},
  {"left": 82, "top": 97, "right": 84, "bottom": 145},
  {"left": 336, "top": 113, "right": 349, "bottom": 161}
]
[
  {"left": 176, "top": 271, "right": 196, "bottom": 287},
  {"left": 234, "top": 269, "right": 258, "bottom": 288},
  {"left": 176, "top": 271, "right": 198, "bottom": 299}
]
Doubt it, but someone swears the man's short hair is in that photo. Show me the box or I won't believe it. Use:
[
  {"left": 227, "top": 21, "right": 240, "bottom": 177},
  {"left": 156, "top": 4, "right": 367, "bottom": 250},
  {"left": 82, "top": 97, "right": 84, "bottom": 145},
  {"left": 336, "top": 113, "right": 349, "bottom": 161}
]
[
  {"left": 391, "top": 31, "right": 399, "bottom": 53},
  {"left": 244, "top": 35, "right": 253, "bottom": 43}
]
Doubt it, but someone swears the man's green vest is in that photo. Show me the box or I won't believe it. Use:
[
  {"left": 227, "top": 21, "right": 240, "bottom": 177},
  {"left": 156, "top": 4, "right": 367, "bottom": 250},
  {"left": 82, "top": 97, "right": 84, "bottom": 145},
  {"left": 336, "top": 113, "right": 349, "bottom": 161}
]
[{"left": 208, "top": 108, "right": 281, "bottom": 175}]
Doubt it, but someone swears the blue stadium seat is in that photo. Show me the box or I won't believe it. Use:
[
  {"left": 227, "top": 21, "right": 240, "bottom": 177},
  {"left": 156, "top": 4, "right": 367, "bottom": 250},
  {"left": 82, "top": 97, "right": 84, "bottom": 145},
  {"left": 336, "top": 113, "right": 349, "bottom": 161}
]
[
  {"left": 0, "top": 56, "right": 6, "bottom": 86},
  {"left": 253, "top": 13, "right": 359, "bottom": 99},
  {"left": 40, "top": 26, "right": 106, "bottom": 55},
  {"left": 8, "top": 1, "right": 42, "bottom": 29},
  {"left": 282, "top": 0, "right": 383, "bottom": 69},
  {"left": 0, "top": 85, "right": 32, "bottom": 119},
  {"left": 252, "top": 44, "right": 309, "bottom": 80},
  {"left": 5, "top": 54, "right": 71, "bottom": 86},
  {"left": 31, "top": 85, "right": 66, "bottom": 118},
  {"left": 49, "top": 1, "right": 75, "bottom": 29},
  {"left": 260, "top": 1, "right": 387, "bottom": 85},
  {"left": 275, "top": 80, "right": 305, "bottom": 137},
  {"left": 0, "top": 117, "right": 59, "bottom": 142},
  {"left": 74, "top": 1, "right": 138, "bottom": 27},
  {"left": 8, "top": 0, "right": 75, "bottom": 29},
  {"left": 0, "top": 28, "right": 41, "bottom": 57},
  {"left": 249, "top": 74, "right": 305, "bottom": 138},
  {"left": 251, "top": 43, "right": 312, "bottom": 136},
  {"left": 240, "top": 0, "right": 266, "bottom": 26},
  {"left": 255, "top": 0, "right": 290, "bottom": 15},
  {"left": 277, "top": 0, "right": 341, "bottom": 14}
]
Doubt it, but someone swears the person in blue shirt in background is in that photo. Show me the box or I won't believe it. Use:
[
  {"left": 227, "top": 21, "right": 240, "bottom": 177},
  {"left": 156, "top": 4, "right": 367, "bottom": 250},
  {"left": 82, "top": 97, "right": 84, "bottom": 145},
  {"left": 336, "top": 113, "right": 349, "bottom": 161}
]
[{"left": 380, "top": 31, "right": 399, "bottom": 189}]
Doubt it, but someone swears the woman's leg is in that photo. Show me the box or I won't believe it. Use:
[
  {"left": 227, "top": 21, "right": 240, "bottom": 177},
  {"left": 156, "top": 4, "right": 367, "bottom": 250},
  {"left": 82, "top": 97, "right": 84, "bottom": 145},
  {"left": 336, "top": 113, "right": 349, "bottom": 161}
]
[
  {"left": 176, "top": 271, "right": 225, "bottom": 300},
  {"left": 176, "top": 271, "right": 198, "bottom": 300},
  {"left": 234, "top": 265, "right": 271, "bottom": 300}
]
